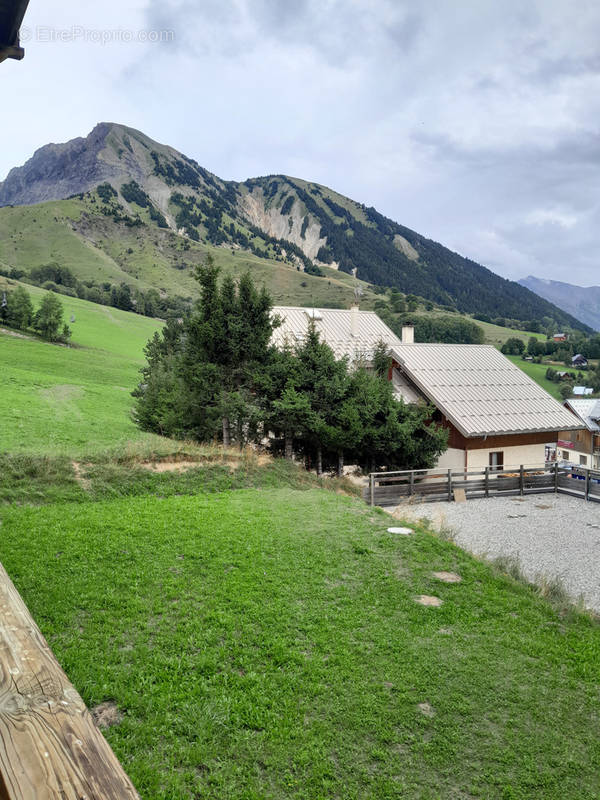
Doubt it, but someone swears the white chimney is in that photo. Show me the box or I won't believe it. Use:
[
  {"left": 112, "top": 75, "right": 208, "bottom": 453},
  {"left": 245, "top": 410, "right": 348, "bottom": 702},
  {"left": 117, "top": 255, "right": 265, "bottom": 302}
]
[
  {"left": 402, "top": 324, "right": 414, "bottom": 344},
  {"left": 350, "top": 303, "right": 359, "bottom": 337}
]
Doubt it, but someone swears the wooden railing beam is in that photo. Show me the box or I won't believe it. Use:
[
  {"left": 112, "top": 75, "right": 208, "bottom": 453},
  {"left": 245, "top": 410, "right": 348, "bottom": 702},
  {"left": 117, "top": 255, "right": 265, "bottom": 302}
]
[{"left": 0, "top": 562, "right": 140, "bottom": 799}]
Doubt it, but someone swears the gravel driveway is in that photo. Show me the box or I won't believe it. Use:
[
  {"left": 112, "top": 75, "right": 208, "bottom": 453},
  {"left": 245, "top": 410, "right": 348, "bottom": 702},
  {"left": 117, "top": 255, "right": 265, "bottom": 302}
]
[{"left": 394, "top": 494, "right": 600, "bottom": 612}]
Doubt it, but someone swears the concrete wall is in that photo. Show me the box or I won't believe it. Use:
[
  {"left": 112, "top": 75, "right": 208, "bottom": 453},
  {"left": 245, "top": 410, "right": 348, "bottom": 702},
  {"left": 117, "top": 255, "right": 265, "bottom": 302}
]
[
  {"left": 466, "top": 443, "right": 547, "bottom": 471},
  {"left": 435, "top": 448, "right": 465, "bottom": 471},
  {"left": 434, "top": 443, "right": 548, "bottom": 475}
]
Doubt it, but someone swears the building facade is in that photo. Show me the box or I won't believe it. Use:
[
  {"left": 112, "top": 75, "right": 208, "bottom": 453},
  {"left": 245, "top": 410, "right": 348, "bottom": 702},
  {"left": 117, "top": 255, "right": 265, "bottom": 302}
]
[{"left": 560, "top": 400, "right": 600, "bottom": 469}]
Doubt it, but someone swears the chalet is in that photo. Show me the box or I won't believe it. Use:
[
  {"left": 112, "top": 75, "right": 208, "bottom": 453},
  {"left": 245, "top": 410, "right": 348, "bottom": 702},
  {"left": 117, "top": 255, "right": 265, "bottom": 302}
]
[
  {"left": 560, "top": 399, "right": 600, "bottom": 469},
  {"left": 553, "top": 333, "right": 568, "bottom": 343},
  {"left": 272, "top": 305, "right": 582, "bottom": 471},
  {"left": 572, "top": 354, "right": 588, "bottom": 367}
]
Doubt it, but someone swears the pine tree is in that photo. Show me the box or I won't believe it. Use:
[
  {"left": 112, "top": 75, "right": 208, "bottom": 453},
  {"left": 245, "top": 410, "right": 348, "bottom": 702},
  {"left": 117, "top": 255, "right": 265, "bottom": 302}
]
[
  {"left": 293, "top": 321, "right": 350, "bottom": 474},
  {"left": 5, "top": 286, "right": 34, "bottom": 330},
  {"left": 33, "top": 292, "right": 65, "bottom": 341}
]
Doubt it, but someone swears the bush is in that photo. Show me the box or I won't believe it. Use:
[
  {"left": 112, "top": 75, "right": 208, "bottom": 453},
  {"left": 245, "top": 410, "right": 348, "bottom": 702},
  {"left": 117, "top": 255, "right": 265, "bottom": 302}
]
[
  {"left": 33, "top": 292, "right": 70, "bottom": 342},
  {"left": 501, "top": 337, "right": 525, "bottom": 355},
  {"left": 3, "top": 286, "right": 34, "bottom": 330}
]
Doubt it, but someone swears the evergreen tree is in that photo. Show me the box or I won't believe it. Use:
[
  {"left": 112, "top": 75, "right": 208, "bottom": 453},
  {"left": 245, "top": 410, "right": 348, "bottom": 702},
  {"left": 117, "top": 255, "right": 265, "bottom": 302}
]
[
  {"left": 33, "top": 292, "right": 65, "bottom": 341},
  {"left": 293, "top": 321, "right": 350, "bottom": 474},
  {"left": 5, "top": 286, "right": 34, "bottom": 330},
  {"left": 135, "top": 255, "right": 280, "bottom": 446}
]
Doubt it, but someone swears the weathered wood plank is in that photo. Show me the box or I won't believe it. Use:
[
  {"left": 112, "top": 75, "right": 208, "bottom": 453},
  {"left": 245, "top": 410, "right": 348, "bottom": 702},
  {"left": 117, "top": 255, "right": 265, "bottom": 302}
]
[{"left": 0, "top": 562, "right": 140, "bottom": 799}]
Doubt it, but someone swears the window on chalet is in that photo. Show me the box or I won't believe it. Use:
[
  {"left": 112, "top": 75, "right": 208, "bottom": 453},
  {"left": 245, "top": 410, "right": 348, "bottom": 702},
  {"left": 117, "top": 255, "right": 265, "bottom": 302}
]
[
  {"left": 489, "top": 451, "right": 504, "bottom": 471},
  {"left": 580, "top": 455, "right": 588, "bottom": 466}
]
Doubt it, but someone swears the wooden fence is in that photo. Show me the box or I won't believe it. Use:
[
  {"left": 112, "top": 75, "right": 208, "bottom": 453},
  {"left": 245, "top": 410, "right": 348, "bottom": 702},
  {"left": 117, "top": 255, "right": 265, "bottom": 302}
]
[
  {"left": 0, "top": 562, "right": 140, "bottom": 799},
  {"left": 366, "top": 463, "right": 600, "bottom": 506}
]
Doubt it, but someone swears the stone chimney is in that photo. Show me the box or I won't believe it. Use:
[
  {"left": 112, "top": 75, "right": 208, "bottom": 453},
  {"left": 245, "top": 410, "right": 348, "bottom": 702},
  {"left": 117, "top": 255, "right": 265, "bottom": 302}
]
[
  {"left": 402, "top": 324, "right": 414, "bottom": 344},
  {"left": 350, "top": 303, "right": 359, "bottom": 338}
]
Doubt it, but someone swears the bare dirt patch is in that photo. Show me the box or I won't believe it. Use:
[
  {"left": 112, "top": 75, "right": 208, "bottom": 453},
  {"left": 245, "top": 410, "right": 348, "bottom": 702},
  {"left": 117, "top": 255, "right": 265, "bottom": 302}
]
[
  {"left": 71, "top": 461, "right": 91, "bottom": 491},
  {"left": 0, "top": 326, "right": 31, "bottom": 340},
  {"left": 418, "top": 702, "right": 435, "bottom": 718},
  {"left": 415, "top": 595, "right": 443, "bottom": 607},
  {"left": 433, "top": 571, "right": 461, "bottom": 583},
  {"left": 140, "top": 460, "right": 202, "bottom": 473},
  {"left": 91, "top": 701, "right": 123, "bottom": 729}
]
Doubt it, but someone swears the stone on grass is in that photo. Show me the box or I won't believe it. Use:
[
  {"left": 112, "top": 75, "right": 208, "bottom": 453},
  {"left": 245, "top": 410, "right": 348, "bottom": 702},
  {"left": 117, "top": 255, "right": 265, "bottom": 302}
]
[
  {"left": 387, "top": 526, "right": 413, "bottom": 535},
  {"left": 415, "top": 595, "right": 443, "bottom": 607},
  {"left": 432, "top": 571, "right": 461, "bottom": 583},
  {"left": 92, "top": 701, "right": 123, "bottom": 729},
  {"left": 418, "top": 702, "right": 435, "bottom": 717}
]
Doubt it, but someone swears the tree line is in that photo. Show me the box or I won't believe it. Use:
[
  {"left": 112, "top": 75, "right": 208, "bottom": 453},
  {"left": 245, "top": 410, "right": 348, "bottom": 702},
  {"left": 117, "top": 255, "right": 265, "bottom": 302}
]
[
  {"left": 0, "top": 286, "right": 71, "bottom": 342},
  {"left": 0, "top": 263, "right": 190, "bottom": 320},
  {"left": 133, "top": 258, "right": 448, "bottom": 473}
]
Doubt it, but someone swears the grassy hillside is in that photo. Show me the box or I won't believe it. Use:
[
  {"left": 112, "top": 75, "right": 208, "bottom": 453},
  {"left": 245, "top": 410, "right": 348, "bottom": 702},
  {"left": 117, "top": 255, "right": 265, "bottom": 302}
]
[
  {"left": 0, "top": 195, "right": 383, "bottom": 310},
  {"left": 1, "top": 487, "right": 599, "bottom": 798},
  {"left": 0, "top": 282, "right": 163, "bottom": 454}
]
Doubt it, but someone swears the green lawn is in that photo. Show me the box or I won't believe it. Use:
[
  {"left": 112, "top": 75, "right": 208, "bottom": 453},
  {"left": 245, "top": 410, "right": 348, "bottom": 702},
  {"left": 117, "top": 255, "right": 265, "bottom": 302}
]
[
  {"left": 1, "top": 488, "right": 599, "bottom": 799},
  {"left": 507, "top": 355, "right": 562, "bottom": 400},
  {"left": 0, "top": 285, "right": 164, "bottom": 454},
  {"left": 477, "top": 320, "right": 546, "bottom": 348}
]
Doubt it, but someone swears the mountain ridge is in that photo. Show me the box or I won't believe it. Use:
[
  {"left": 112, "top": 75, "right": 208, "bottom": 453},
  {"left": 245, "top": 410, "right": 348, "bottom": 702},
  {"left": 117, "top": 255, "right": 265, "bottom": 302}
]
[
  {"left": 518, "top": 275, "right": 600, "bottom": 332},
  {"left": 0, "top": 122, "right": 591, "bottom": 331}
]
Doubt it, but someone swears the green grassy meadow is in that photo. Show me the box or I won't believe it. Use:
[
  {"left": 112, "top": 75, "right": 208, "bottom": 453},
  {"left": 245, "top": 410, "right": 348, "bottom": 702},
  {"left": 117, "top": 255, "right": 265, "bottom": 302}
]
[
  {"left": 2, "top": 488, "right": 599, "bottom": 799},
  {"left": 477, "top": 320, "right": 546, "bottom": 348},
  {"left": 0, "top": 283, "right": 164, "bottom": 454}
]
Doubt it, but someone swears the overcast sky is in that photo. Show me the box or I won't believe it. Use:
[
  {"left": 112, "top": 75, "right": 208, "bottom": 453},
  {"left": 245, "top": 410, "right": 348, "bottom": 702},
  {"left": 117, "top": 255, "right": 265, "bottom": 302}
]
[{"left": 2, "top": 0, "right": 599, "bottom": 285}]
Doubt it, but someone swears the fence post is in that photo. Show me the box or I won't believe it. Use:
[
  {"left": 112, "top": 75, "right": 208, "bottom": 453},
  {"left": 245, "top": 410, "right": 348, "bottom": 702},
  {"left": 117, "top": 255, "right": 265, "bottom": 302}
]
[
  {"left": 520, "top": 465, "right": 524, "bottom": 496},
  {"left": 447, "top": 469, "right": 453, "bottom": 501},
  {"left": 585, "top": 468, "right": 590, "bottom": 502},
  {"left": 485, "top": 466, "right": 489, "bottom": 497},
  {"left": 409, "top": 470, "right": 414, "bottom": 497},
  {"left": 554, "top": 462, "right": 558, "bottom": 493},
  {"left": 370, "top": 473, "right": 374, "bottom": 507}
]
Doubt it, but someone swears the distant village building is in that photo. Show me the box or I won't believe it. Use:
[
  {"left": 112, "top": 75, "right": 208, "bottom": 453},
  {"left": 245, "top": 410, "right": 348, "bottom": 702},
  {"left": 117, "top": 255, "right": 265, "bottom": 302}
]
[
  {"left": 553, "top": 333, "right": 568, "bottom": 343},
  {"left": 272, "top": 306, "right": 582, "bottom": 472},
  {"left": 572, "top": 354, "right": 588, "bottom": 367},
  {"left": 560, "top": 399, "right": 600, "bottom": 469},
  {"left": 573, "top": 386, "right": 594, "bottom": 396}
]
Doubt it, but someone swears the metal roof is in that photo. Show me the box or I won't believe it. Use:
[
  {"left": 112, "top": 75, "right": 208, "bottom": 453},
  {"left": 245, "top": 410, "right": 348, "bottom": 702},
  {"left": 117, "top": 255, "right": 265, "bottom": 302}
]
[
  {"left": 564, "top": 399, "right": 600, "bottom": 432},
  {"left": 271, "top": 306, "right": 403, "bottom": 360},
  {"left": 391, "top": 343, "right": 583, "bottom": 437},
  {"left": 573, "top": 386, "right": 594, "bottom": 396}
]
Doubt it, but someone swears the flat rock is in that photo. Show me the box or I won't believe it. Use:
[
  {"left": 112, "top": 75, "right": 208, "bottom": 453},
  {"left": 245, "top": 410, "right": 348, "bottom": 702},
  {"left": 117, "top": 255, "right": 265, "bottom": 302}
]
[
  {"left": 387, "top": 527, "right": 413, "bottom": 535},
  {"left": 418, "top": 701, "right": 435, "bottom": 717},
  {"left": 415, "top": 595, "right": 443, "bottom": 607},
  {"left": 432, "top": 571, "right": 462, "bottom": 583}
]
